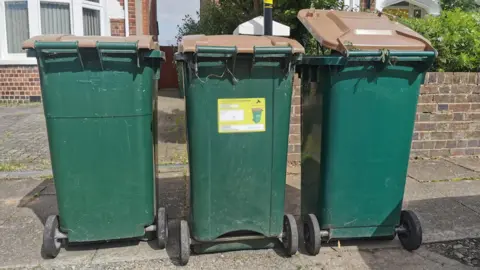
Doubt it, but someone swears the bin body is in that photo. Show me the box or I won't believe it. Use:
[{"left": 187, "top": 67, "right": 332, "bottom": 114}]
[
  {"left": 185, "top": 56, "right": 292, "bottom": 241},
  {"left": 30, "top": 39, "right": 163, "bottom": 242},
  {"left": 176, "top": 35, "right": 304, "bottom": 243},
  {"left": 301, "top": 57, "right": 431, "bottom": 239}
]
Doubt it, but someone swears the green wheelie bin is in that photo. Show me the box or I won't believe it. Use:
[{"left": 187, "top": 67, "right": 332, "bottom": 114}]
[
  {"left": 174, "top": 35, "right": 304, "bottom": 265},
  {"left": 296, "top": 10, "right": 436, "bottom": 255},
  {"left": 22, "top": 35, "right": 167, "bottom": 258}
]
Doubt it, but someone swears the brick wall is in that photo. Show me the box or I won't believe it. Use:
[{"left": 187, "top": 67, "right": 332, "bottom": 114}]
[
  {"left": 287, "top": 72, "right": 480, "bottom": 162},
  {"left": 0, "top": 66, "right": 41, "bottom": 103},
  {"left": 111, "top": 19, "right": 126, "bottom": 36},
  {"left": 117, "top": 0, "right": 136, "bottom": 35},
  {"left": 128, "top": 0, "right": 136, "bottom": 35},
  {"left": 411, "top": 73, "right": 480, "bottom": 157},
  {"left": 0, "top": 0, "right": 131, "bottom": 103},
  {"left": 288, "top": 74, "right": 301, "bottom": 162}
]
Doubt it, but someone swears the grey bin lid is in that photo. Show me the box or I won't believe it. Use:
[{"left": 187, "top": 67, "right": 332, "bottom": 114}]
[{"left": 297, "top": 9, "right": 435, "bottom": 54}]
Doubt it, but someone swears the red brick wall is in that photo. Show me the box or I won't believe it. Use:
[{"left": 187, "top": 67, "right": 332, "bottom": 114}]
[
  {"left": 118, "top": 0, "right": 136, "bottom": 35},
  {"left": 110, "top": 19, "right": 126, "bottom": 36},
  {"left": 288, "top": 74, "right": 301, "bottom": 162},
  {"left": 411, "top": 73, "right": 480, "bottom": 157},
  {"left": 0, "top": 66, "right": 41, "bottom": 103},
  {"left": 128, "top": 0, "right": 136, "bottom": 35},
  {"left": 287, "top": 72, "right": 480, "bottom": 162}
]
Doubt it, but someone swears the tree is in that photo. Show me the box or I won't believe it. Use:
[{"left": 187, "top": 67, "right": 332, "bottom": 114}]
[
  {"left": 440, "top": 0, "right": 479, "bottom": 12},
  {"left": 176, "top": 0, "right": 343, "bottom": 52},
  {"left": 176, "top": 0, "right": 261, "bottom": 41}
]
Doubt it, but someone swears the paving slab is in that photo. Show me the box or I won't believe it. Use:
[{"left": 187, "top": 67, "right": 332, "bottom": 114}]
[
  {"left": 0, "top": 170, "right": 52, "bottom": 180},
  {"left": 402, "top": 179, "right": 480, "bottom": 243},
  {"left": 84, "top": 246, "right": 471, "bottom": 270},
  {"left": 403, "top": 177, "right": 445, "bottom": 202},
  {"left": 156, "top": 173, "right": 189, "bottom": 219},
  {"left": 448, "top": 157, "right": 480, "bottom": 172},
  {"left": 0, "top": 178, "right": 48, "bottom": 200},
  {"left": 408, "top": 160, "right": 479, "bottom": 182},
  {"left": 403, "top": 194, "right": 480, "bottom": 243},
  {"left": 0, "top": 201, "right": 17, "bottom": 225},
  {"left": 2, "top": 247, "right": 473, "bottom": 270},
  {"left": 424, "top": 180, "right": 480, "bottom": 214},
  {"left": 285, "top": 175, "right": 300, "bottom": 216},
  {"left": 0, "top": 207, "right": 93, "bottom": 268},
  {"left": 90, "top": 240, "right": 169, "bottom": 264},
  {"left": 156, "top": 91, "right": 187, "bottom": 165}
]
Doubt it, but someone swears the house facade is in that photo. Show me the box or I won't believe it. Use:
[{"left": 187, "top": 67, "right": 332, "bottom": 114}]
[{"left": 0, "top": 0, "right": 157, "bottom": 102}]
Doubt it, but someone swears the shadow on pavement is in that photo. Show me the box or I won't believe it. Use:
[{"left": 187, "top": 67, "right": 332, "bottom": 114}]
[
  {"left": 352, "top": 195, "right": 480, "bottom": 269},
  {"left": 153, "top": 177, "right": 304, "bottom": 263},
  {"left": 157, "top": 109, "right": 186, "bottom": 144},
  {"left": 17, "top": 178, "right": 57, "bottom": 225},
  {"left": 157, "top": 89, "right": 181, "bottom": 99},
  {"left": 17, "top": 171, "right": 480, "bottom": 267}
]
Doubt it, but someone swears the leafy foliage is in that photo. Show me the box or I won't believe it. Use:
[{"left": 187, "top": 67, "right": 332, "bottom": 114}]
[
  {"left": 176, "top": 0, "right": 343, "bottom": 53},
  {"left": 440, "top": 0, "right": 479, "bottom": 12},
  {"left": 401, "top": 9, "right": 480, "bottom": 72}
]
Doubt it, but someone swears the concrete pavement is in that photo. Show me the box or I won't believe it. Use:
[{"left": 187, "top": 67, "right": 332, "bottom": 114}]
[
  {"left": 2, "top": 99, "right": 480, "bottom": 269},
  {"left": 0, "top": 92, "right": 188, "bottom": 171},
  {"left": 1, "top": 164, "right": 480, "bottom": 269}
]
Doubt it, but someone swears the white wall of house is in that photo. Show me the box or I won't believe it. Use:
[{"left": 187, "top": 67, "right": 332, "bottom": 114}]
[
  {"left": 0, "top": 0, "right": 117, "bottom": 65},
  {"left": 108, "top": 0, "right": 124, "bottom": 19},
  {"left": 343, "top": 0, "right": 361, "bottom": 11}
]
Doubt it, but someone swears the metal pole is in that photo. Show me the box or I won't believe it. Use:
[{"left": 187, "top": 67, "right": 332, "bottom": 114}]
[{"left": 264, "top": 0, "right": 273, "bottom": 36}]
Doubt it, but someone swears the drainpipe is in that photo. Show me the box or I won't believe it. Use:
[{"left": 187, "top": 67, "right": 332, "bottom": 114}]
[
  {"left": 264, "top": 0, "right": 273, "bottom": 35},
  {"left": 124, "top": 0, "right": 130, "bottom": 36}
]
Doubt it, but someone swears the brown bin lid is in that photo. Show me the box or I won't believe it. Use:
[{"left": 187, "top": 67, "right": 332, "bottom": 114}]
[
  {"left": 178, "top": 35, "right": 305, "bottom": 54},
  {"left": 297, "top": 9, "right": 434, "bottom": 54},
  {"left": 23, "top": 35, "right": 159, "bottom": 50}
]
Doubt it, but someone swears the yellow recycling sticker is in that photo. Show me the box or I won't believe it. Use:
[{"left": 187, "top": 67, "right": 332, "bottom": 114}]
[{"left": 218, "top": 98, "right": 266, "bottom": 133}]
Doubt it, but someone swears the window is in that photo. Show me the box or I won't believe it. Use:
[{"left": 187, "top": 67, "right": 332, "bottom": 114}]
[
  {"left": 41, "top": 2, "right": 71, "bottom": 34},
  {"left": 343, "top": 0, "right": 360, "bottom": 11},
  {"left": 83, "top": 8, "right": 100, "bottom": 36},
  {"left": 0, "top": 0, "right": 109, "bottom": 64},
  {"left": 5, "top": 1, "right": 29, "bottom": 53}
]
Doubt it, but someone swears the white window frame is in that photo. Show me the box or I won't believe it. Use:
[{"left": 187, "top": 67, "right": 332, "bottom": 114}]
[
  {"left": 0, "top": 0, "right": 110, "bottom": 65},
  {"left": 343, "top": 0, "right": 360, "bottom": 11},
  {"left": 38, "top": 0, "right": 75, "bottom": 36}
]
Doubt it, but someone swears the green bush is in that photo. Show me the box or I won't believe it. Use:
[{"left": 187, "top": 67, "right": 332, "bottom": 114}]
[{"left": 401, "top": 9, "right": 480, "bottom": 72}]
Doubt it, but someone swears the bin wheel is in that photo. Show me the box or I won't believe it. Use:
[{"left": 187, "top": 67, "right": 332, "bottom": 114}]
[
  {"left": 304, "top": 214, "right": 321, "bottom": 256},
  {"left": 42, "top": 215, "right": 62, "bottom": 258},
  {"left": 282, "top": 214, "right": 298, "bottom": 256},
  {"left": 398, "top": 210, "right": 422, "bottom": 251},
  {"left": 157, "top": 208, "right": 167, "bottom": 249},
  {"left": 178, "top": 220, "right": 190, "bottom": 266}
]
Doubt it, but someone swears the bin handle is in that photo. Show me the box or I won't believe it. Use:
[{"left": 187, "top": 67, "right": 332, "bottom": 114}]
[
  {"left": 34, "top": 41, "right": 79, "bottom": 51},
  {"left": 96, "top": 41, "right": 140, "bottom": 69},
  {"left": 253, "top": 46, "right": 293, "bottom": 56},
  {"left": 195, "top": 46, "right": 237, "bottom": 55},
  {"left": 96, "top": 42, "right": 138, "bottom": 52},
  {"left": 344, "top": 50, "right": 436, "bottom": 64},
  {"left": 347, "top": 50, "right": 435, "bottom": 58},
  {"left": 34, "top": 41, "right": 83, "bottom": 69}
]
